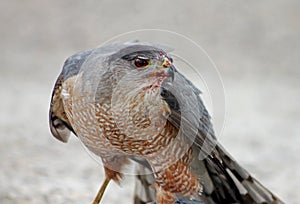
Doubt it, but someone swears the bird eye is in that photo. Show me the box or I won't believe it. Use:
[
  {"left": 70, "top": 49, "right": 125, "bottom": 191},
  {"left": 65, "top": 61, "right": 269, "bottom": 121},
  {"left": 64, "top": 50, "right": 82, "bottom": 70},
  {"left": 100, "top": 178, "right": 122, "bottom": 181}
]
[{"left": 134, "top": 57, "right": 150, "bottom": 68}]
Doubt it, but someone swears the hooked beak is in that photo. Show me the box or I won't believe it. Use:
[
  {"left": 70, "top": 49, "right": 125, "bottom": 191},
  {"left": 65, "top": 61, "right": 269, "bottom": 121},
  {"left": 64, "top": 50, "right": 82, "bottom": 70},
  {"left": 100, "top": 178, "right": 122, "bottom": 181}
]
[
  {"left": 148, "top": 64, "right": 174, "bottom": 82},
  {"left": 147, "top": 57, "right": 175, "bottom": 82},
  {"left": 162, "top": 57, "right": 175, "bottom": 82}
]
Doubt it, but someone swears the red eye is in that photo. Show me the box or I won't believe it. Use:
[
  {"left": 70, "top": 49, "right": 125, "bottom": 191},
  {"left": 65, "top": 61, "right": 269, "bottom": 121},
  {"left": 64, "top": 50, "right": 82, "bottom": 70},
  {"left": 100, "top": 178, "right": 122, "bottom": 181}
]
[{"left": 134, "top": 57, "right": 149, "bottom": 68}]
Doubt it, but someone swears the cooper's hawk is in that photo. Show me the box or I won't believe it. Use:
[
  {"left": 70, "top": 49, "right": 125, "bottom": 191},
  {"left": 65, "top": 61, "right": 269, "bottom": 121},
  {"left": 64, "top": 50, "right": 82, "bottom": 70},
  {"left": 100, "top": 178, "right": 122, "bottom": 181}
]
[{"left": 49, "top": 42, "right": 283, "bottom": 204}]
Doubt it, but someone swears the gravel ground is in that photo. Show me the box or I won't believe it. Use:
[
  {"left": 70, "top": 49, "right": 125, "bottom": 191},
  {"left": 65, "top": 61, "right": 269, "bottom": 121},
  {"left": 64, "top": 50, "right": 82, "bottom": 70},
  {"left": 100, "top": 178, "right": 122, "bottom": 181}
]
[{"left": 1, "top": 1, "right": 299, "bottom": 204}]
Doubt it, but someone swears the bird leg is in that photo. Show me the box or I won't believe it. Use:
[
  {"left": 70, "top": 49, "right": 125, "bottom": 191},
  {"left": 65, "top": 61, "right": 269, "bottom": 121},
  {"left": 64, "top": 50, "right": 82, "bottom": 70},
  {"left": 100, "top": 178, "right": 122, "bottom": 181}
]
[
  {"left": 92, "top": 176, "right": 111, "bottom": 204},
  {"left": 92, "top": 160, "right": 125, "bottom": 203}
]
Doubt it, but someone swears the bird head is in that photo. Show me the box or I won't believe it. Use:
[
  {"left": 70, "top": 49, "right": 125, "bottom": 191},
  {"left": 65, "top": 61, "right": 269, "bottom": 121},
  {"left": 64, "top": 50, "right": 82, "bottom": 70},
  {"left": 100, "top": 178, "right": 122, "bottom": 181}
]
[{"left": 107, "top": 44, "right": 175, "bottom": 94}]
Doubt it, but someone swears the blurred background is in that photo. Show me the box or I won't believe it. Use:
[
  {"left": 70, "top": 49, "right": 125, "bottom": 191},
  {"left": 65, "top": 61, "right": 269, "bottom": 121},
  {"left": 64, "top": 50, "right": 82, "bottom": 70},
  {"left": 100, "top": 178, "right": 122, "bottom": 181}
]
[{"left": 1, "top": 0, "right": 299, "bottom": 203}]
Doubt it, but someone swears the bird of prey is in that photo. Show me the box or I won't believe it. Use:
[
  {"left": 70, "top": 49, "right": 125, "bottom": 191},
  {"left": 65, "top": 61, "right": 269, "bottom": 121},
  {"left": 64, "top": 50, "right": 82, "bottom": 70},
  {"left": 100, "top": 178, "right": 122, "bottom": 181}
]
[{"left": 49, "top": 42, "right": 283, "bottom": 204}]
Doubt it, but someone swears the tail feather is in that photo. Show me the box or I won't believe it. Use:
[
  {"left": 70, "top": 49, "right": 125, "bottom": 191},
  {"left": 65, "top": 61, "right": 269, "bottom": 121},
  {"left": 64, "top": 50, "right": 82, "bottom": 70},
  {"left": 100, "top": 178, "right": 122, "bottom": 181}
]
[
  {"left": 134, "top": 164, "right": 156, "bottom": 204},
  {"left": 200, "top": 144, "right": 284, "bottom": 204},
  {"left": 133, "top": 144, "right": 283, "bottom": 204}
]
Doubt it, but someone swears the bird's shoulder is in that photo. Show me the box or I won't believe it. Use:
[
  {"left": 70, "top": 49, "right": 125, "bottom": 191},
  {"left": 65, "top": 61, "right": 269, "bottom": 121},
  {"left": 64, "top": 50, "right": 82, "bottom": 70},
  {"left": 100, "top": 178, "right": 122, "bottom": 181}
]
[{"left": 49, "top": 50, "right": 93, "bottom": 142}]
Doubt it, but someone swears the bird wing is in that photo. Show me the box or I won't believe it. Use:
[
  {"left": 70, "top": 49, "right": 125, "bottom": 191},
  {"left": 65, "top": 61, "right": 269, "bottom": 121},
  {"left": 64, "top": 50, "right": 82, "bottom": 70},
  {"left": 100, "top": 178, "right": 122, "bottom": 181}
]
[
  {"left": 161, "top": 70, "right": 284, "bottom": 204},
  {"left": 161, "top": 69, "right": 217, "bottom": 156},
  {"left": 49, "top": 49, "right": 93, "bottom": 142}
]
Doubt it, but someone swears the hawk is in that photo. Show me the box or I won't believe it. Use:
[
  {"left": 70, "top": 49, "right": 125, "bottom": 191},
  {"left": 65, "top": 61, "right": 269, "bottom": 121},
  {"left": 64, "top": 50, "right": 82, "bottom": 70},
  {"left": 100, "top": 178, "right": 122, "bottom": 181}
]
[{"left": 49, "top": 42, "right": 283, "bottom": 204}]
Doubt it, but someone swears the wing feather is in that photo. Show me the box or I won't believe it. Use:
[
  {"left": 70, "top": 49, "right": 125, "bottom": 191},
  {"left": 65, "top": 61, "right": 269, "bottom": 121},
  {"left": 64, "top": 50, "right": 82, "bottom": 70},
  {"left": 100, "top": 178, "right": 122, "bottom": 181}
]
[
  {"left": 49, "top": 50, "right": 93, "bottom": 142},
  {"left": 161, "top": 69, "right": 283, "bottom": 203}
]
